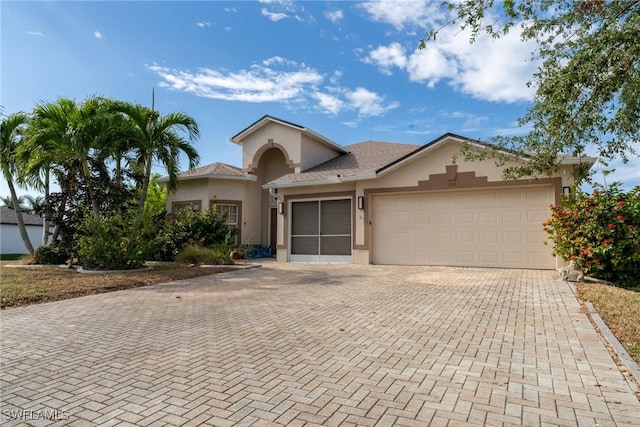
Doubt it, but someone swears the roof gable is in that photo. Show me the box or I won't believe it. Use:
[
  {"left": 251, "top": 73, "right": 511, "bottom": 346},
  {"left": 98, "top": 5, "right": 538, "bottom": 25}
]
[
  {"left": 158, "top": 162, "right": 256, "bottom": 182},
  {"left": 230, "top": 115, "right": 347, "bottom": 155}
]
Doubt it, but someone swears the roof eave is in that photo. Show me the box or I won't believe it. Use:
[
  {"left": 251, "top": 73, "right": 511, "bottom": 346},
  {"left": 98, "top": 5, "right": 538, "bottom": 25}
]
[
  {"left": 262, "top": 170, "right": 377, "bottom": 190},
  {"left": 159, "top": 173, "right": 257, "bottom": 183}
]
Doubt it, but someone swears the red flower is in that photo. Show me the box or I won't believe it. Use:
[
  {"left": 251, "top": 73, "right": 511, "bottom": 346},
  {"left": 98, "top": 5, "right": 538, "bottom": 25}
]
[
  {"left": 616, "top": 200, "right": 625, "bottom": 206},
  {"left": 616, "top": 215, "right": 626, "bottom": 221},
  {"left": 603, "top": 238, "right": 613, "bottom": 245},
  {"left": 607, "top": 223, "right": 616, "bottom": 230}
]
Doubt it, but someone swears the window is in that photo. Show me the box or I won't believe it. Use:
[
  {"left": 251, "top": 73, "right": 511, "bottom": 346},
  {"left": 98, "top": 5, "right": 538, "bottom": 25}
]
[
  {"left": 171, "top": 201, "right": 201, "bottom": 214},
  {"left": 215, "top": 204, "right": 238, "bottom": 227}
]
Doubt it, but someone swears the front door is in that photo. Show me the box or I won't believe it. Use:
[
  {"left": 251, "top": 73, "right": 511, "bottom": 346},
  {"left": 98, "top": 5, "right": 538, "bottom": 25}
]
[{"left": 289, "top": 198, "right": 352, "bottom": 262}]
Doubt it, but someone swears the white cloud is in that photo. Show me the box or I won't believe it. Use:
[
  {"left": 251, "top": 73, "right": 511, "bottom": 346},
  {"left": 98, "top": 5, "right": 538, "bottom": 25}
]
[
  {"left": 365, "top": 23, "right": 539, "bottom": 103},
  {"left": 365, "top": 42, "right": 408, "bottom": 75},
  {"left": 27, "top": 31, "right": 45, "bottom": 37},
  {"left": 94, "top": 31, "right": 105, "bottom": 40},
  {"left": 261, "top": 8, "right": 287, "bottom": 22},
  {"left": 346, "top": 87, "right": 399, "bottom": 117},
  {"left": 360, "top": 2, "right": 539, "bottom": 103},
  {"left": 196, "top": 21, "right": 211, "bottom": 28},
  {"left": 359, "top": 0, "right": 445, "bottom": 30},
  {"left": 148, "top": 58, "right": 399, "bottom": 119},
  {"left": 148, "top": 60, "right": 322, "bottom": 103},
  {"left": 325, "top": 10, "right": 344, "bottom": 24},
  {"left": 312, "top": 92, "right": 344, "bottom": 115}
]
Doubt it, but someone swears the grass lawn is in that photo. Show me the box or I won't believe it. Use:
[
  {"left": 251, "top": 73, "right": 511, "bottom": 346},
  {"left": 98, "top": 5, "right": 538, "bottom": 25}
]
[
  {"left": 0, "top": 261, "right": 234, "bottom": 309},
  {"left": 576, "top": 282, "right": 640, "bottom": 364}
]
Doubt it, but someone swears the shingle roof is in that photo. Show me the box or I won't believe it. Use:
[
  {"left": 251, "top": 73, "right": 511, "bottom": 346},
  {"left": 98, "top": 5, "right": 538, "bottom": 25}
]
[
  {"left": 267, "top": 141, "right": 421, "bottom": 186},
  {"left": 158, "top": 162, "right": 252, "bottom": 183},
  {"left": 0, "top": 206, "right": 44, "bottom": 226},
  {"left": 178, "top": 162, "right": 246, "bottom": 178}
]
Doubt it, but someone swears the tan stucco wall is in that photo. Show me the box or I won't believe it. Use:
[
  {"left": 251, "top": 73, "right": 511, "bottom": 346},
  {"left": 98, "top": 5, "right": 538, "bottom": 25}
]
[
  {"left": 300, "top": 134, "right": 341, "bottom": 171},
  {"left": 166, "top": 178, "right": 265, "bottom": 245},
  {"left": 241, "top": 123, "right": 302, "bottom": 171},
  {"left": 240, "top": 122, "right": 342, "bottom": 173}
]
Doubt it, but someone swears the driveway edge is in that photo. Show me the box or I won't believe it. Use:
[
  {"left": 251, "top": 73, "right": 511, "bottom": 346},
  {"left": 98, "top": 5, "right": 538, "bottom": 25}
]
[{"left": 584, "top": 301, "right": 640, "bottom": 386}]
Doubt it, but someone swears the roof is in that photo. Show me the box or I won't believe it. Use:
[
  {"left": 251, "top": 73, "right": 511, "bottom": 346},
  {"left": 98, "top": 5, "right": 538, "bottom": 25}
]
[
  {"left": 229, "top": 115, "right": 347, "bottom": 154},
  {"left": 264, "top": 141, "right": 420, "bottom": 187},
  {"left": 158, "top": 162, "right": 256, "bottom": 182},
  {"left": 0, "top": 206, "right": 43, "bottom": 226},
  {"left": 263, "top": 132, "right": 597, "bottom": 189}
]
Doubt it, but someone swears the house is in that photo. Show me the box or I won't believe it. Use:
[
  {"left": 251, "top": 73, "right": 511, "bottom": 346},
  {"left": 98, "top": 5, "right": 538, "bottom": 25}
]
[
  {"left": 0, "top": 206, "right": 44, "bottom": 254},
  {"left": 163, "top": 115, "right": 593, "bottom": 269}
]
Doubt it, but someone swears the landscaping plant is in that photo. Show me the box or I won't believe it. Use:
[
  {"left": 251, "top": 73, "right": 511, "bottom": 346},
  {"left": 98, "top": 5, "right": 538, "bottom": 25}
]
[{"left": 544, "top": 184, "right": 640, "bottom": 287}]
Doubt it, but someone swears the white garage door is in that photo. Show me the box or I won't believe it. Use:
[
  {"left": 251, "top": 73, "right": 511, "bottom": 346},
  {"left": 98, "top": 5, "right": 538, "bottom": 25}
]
[{"left": 371, "top": 186, "right": 555, "bottom": 269}]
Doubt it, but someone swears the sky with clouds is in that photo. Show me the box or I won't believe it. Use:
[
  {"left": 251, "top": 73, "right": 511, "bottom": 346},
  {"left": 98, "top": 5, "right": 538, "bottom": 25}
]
[{"left": 2, "top": 0, "right": 638, "bottom": 198}]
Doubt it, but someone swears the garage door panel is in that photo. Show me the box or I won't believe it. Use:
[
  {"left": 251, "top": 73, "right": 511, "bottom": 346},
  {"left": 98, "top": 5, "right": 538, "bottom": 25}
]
[
  {"left": 372, "top": 186, "right": 555, "bottom": 269},
  {"left": 502, "top": 211, "right": 522, "bottom": 222},
  {"left": 479, "top": 211, "right": 498, "bottom": 223},
  {"left": 503, "top": 231, "right": 524, "bottom": 243}
]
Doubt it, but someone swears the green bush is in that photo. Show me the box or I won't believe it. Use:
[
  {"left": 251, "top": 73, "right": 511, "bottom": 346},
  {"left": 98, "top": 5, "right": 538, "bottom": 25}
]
[
  {"left": 75, "top": 213, "right": 144, "bottom": 270},
  {"left": 175, "top": 244, "right": 233, "bottom": 265},
  {"left": 33, "top": 244, "right": 72, "bottom": 265},
  {"left": 141, "top": 208, "right": 233, "bottom": 261},
  {"left": 544, "top": 184, "right": 640, "bottom": 286}
]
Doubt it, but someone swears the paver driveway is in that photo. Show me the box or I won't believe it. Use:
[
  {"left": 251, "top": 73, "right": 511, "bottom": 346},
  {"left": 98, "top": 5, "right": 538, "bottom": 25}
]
[{"left": 1, "top": 263, "right": 639, "bottom": 426}]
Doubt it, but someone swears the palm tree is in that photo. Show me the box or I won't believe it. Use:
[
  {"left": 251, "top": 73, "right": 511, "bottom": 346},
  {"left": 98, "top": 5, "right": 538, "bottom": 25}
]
[
  {"left": 24, "top": 194, "right": 45, "bottom": 216},
  {"left": 111, "top": 101, "right": 200, "bottom": 234},
  {"left": 25, "top": 97, "right": 113, "bottom": 220},
  {"left": 1, "top": 112, "right": 35, "bottom": 255},
  {"left": 0, "top": 195, "right": 26, "bottom": 210}
]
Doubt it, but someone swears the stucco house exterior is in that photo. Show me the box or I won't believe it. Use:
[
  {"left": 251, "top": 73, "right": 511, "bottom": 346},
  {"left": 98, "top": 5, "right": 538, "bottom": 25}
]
[
  {"left": 163, "top": 115, "right": 593, "bottom": 269},
  {"left": 0, "top": 206, "right": 44, "bottom": 255}
]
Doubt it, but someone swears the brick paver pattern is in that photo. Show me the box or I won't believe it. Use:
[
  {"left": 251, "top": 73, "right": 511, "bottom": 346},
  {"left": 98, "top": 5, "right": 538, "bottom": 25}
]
[{"left": 1, "top": 264, "right": 639, "bottom": 426}]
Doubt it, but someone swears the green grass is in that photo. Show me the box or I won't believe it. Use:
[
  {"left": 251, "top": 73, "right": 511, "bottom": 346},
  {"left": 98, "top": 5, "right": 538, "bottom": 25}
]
[{"left": 0, "top": 254, "right": 25, "bottom": 261}]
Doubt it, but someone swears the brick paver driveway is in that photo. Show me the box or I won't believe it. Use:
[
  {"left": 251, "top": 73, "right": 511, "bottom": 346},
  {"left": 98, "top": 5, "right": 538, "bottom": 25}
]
[{"left": 1, "top": 263, "right": 639, "bottom": 426}]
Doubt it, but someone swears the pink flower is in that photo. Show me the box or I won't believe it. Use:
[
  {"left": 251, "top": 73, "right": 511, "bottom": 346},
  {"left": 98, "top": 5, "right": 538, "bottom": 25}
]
[
  {"left": 616, "top": 200, "right": 625, "bottom": 206},
  {"left": 607, "top": 223, "right": 616, "bottom": 230},
  {"left": 616, "top": 215, "right": 626, "bottom": 221}
]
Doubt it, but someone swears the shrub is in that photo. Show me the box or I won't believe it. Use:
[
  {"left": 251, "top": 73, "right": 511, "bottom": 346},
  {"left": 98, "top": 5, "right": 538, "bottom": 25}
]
[
  {"left": 544, "top": 184, "right": 640, "bottom": 286},
  {"left": 33, "top": 244, "right": 72, "bottom": 265},
  {"left": 175, "top": 244, "right": 233, "bottom": 265},
  {"left": 75, "top": 213, "right": 144, "bottom": 270},
  {"left": 141, "top": 208, "right": 233, "bottom": 261}
]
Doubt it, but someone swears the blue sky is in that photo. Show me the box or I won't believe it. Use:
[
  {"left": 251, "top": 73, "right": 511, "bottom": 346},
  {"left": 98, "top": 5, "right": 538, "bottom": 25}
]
[{"left": 2, "top": 0, "right": 638, "bottom": 199}]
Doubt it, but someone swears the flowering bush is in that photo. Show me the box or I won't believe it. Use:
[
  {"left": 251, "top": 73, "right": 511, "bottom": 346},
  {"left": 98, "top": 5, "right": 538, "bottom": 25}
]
[{"left": 544, "top": 184, "right": 640, "bottom": 287}]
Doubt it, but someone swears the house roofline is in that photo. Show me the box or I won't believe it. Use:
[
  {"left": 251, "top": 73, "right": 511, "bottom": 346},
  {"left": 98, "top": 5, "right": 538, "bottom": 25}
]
[
  {"left": 229, "top": 115, "right": 347, "bottom": 154},
  {"left": 158, "top": 173, "right": 257, "bottom": 183}
]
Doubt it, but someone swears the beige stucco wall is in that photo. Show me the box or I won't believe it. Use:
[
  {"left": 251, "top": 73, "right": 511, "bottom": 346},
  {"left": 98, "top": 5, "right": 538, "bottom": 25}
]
[
  {"left": 166, "top": 178, "right": 265, "bottom": 245},
  {"left": 241, "top": 123, "right": 302, "bottom": 171},
  {"left": 300, "top": 134, "right": 341, "bottom": 171},
  {"left": 239, "top": 122, "right": 342, "bottom": 173}
]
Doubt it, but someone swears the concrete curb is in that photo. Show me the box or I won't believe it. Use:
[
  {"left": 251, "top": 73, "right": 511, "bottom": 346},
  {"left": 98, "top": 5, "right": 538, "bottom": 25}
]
[
  {"left": 200, "top": 263, "right": 261, "bottom": 270},
  {"left": 77, "top": 266, "right": 154, "bottom": 274},
  {"left": 584, "top": 301, "right": 640, "bottom": 385}
]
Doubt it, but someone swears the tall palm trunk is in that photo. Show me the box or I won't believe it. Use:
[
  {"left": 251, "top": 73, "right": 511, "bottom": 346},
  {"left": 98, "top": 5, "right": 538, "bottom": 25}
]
[
  {"left": 42, "top": 168, "right": 50, "bottom": 245},
  {"left": 81, "top": 154, "right": 101, "bottom": 219},
  {"left": 2, "top": 164, "right": 34, "bottom": 255},
  {"left": 132, "top": 153, "right": 153, "bottom": 235}
]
